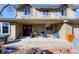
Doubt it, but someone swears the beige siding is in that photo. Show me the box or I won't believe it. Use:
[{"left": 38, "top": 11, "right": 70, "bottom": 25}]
[
  {"left": 16, "top": 23, "right": 23, "bottom": 37},
  {"left": 9, "top": 23, "right": 23, "bottom": 40},
  {"left": 74, "top": 26, "right": 79, "bottom": 36},
  {"left": 59, "top": 23, "right": 73, "bottom": 40},
  {"left": 66, "top": 23, "right": 73, "bottom": 34},
  {"left": 32, "top": 24, "right": 45, "bottom": 35},
  {"left": 9, "top": 23, "right": 16, "bottom": 40},
  {"left": 72, "top": 23, "right": 79, "bottom": 36},
  {"left": 59, "top": 23, "right": 66, "bottom": 39},
  {"left": 67, "top": 8, "right": 75, "bottom": 19}
]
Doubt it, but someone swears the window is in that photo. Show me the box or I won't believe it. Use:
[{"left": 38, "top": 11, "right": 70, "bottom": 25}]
[
  {"left": 0, "top": 22, "right": 10, "bottom": 34},
  {"left": 43, "top": 10, "right": 49, "bottom": 16},
  {"left": 2, "top": 22, "right": 9, "bottom": 33},
  {"left": 61, "top": 10, "right": 66, "bottom": 16},
  {"left": 46, "top": 24, "right": 54, "bottom": 30},
  {"left": 24, "top": 8, "right": 30, "bottom": 15}
]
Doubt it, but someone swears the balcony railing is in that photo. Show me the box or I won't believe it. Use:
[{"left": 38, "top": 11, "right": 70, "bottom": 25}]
[{"left": 16, "top": 12, "right": 75, "bottom": 20}]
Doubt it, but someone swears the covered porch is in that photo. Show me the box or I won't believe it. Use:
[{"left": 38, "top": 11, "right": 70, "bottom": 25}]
[{"left": 0, "top": 19, "right": 66, "bottom": 40}]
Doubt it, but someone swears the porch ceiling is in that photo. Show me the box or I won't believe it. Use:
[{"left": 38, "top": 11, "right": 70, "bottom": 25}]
[{"left": 0, "top": 19, "right": 63, "bottom": 24}]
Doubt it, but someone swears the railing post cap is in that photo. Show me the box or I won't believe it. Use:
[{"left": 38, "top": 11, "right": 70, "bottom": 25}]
[{"left": 64, "top": 20, "right": 68, "bottom": 23}]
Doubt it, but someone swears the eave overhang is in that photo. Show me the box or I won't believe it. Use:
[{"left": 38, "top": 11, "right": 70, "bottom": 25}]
[
  {"left": 16, "top": 4, "right": 79, "bottom": 10},
  {"left": 0, "top": 18, "right": 79, "bottom": 24},
  {"left": 16, "top": 4, "right": 32, "bottom": 10}
]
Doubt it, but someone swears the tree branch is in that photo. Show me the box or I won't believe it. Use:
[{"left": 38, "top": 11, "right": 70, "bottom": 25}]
[{"left": 0, "top": 4, "right": 10, "bottom": 15}]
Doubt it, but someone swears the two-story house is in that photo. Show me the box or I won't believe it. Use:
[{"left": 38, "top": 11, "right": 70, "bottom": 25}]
[{"left": 0, "top": 4, "right": 79, "bottom": 41}]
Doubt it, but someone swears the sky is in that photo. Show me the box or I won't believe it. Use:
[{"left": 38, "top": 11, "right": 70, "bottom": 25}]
[
  {"left": 33, "top": 4, "right": 79, "bottom": 6},
  {"left": 0, "top": 4, "right": 79, "bottom": 18},
  {"left": 0, "top": 4, "right": 16, "bottom": 18},
  {"left": 32, "top": 4, "right": 61, "bottom": 6}
]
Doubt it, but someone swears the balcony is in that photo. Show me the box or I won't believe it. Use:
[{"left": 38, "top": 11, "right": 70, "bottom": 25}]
[{"left": 16, "top": 12, "right": 75, "bottom": 20}]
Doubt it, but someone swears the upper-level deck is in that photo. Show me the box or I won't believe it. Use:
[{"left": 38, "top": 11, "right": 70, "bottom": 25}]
[{"left": 16, "top": 4, "right": 77, "bottom": 20}]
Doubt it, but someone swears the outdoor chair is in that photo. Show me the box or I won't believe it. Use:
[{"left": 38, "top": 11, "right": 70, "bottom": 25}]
[
  {"left": 30, "top": 31, "right": 38, "bottom": 38},
  {"left": 0, "top": 35, "right": 9, "bottom": 44},
  {"left": 52, "top": 32, "right": 60, "bottom": 38},
  {"left": 40, "top": 32, "right": 47, "bottom": 38}
]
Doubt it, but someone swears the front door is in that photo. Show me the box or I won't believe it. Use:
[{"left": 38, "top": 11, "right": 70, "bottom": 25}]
[{"left": 23, "top": 25, "right": 32, "bottom": 36}]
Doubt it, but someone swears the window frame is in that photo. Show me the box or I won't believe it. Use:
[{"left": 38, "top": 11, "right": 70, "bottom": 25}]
[
  {"left": 45, "top": 24, "right": 55, "bottom": 30},
  {"left": 0, "top": 22, "right": 10, "bottom": 35},
  {"left": 24, "top": 8, "right": 31, "bottom": 15},
  {"left": 61, "top": 9, "right": 67, "bottom": 16},
  {"left": 43, "top": 10, "right": 49, "bottom": 16}
]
